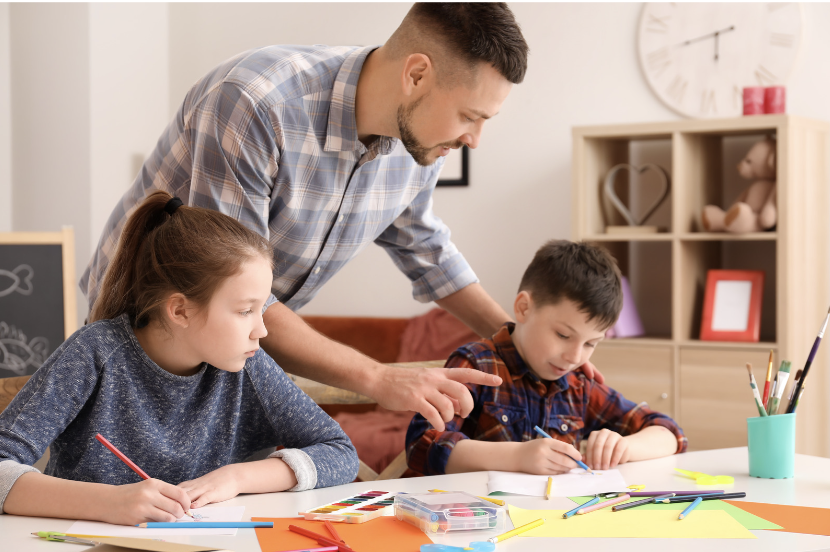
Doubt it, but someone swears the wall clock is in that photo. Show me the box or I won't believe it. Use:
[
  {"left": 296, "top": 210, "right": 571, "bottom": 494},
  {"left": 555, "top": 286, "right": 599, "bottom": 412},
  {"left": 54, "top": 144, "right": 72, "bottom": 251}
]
[{"left": 637, "top": 3, "right": 803, "bottom": 118}]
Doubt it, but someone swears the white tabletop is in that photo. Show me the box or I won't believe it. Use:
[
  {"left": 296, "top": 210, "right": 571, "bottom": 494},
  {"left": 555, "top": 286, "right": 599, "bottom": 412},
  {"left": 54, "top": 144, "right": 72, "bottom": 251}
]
[{"left": 3, "top": 447, "right": 830, "bottom": 551}]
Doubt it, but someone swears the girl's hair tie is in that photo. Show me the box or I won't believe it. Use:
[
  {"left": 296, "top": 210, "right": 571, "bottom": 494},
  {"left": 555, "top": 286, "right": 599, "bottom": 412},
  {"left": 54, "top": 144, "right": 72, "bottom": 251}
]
[{"left": 164, "top": 197, "right": 184, "bottom": 215}]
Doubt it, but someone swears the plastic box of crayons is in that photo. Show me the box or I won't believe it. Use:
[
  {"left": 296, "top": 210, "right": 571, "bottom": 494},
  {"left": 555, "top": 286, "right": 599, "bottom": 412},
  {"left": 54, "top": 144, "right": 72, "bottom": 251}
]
[
  {"left": 298, "top": 490, "right": 397, "bottom": 523},
  {"left": 394, "top": 491, "right": 506, "bottom": 535}
]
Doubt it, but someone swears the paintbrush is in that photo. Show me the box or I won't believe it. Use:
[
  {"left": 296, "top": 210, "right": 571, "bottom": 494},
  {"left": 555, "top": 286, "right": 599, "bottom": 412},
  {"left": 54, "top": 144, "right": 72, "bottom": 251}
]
[
  {"left": 786, "top": 306, "right": 830, "bottom": 413},
  {"left": 746, "top": 363, "right": 767, "bottom": 417}
]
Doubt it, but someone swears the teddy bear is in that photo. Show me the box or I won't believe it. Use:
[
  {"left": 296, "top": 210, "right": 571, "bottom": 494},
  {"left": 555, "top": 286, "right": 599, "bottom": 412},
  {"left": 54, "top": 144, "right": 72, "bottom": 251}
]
[{"left": 701, "top": 137, "right": 776, "bottom": 233}]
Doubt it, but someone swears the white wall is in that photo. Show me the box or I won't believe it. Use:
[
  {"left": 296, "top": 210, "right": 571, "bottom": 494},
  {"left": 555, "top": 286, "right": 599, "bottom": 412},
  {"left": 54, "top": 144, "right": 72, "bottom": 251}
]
[{"left": 0, "top": 3, "right": 10, "bottom": 232}]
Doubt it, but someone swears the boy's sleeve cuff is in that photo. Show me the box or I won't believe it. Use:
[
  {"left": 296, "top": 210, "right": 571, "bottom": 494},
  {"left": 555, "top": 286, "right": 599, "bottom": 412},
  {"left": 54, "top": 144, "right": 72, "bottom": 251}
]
[
  {"left": 426, "top": 431, "right": 469, "bottom": 475},
  {"left": 0, "top": 461, "right": 39, "bottom": 514},
  {"left": 268, "top": 448, "right": 317, "bottom": 491}
]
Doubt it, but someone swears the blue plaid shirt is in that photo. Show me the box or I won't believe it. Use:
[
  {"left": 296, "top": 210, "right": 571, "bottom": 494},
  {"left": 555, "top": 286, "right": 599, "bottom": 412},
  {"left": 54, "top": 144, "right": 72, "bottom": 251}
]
[{"left": 81, "top": 45, "right": 477, "bottom": 311}]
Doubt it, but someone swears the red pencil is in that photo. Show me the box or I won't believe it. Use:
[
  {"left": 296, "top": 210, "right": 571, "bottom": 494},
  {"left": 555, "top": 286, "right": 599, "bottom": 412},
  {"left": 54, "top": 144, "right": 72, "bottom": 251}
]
[
  {"left": 95, "top": 433, "right": 151, "bottom": 480},
  {"left": 323, "top": 520, "right": 346, "bottom": 544},
  {"left": 762, "top": 350, "right": 774, "bottom": 407},
  {"left": 288, "top": 524, "right": 354, "bottom": 552},
  {"left": 94, "top": 433, "right": 194, "bottom": 518}
]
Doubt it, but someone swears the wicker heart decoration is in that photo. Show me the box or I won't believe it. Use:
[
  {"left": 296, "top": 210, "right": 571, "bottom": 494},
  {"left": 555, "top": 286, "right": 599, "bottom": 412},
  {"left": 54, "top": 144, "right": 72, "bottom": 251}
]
[{"left": 603, "top": 163, "right": 670, "bottom": 226}]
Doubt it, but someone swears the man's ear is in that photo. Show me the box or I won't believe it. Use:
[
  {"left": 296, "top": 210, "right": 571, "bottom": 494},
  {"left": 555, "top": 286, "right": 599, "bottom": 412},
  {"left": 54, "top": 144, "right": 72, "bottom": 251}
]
[
  {"left": 164, "top": 293, "right": 193, "bottom": 329},
  {"left": 401, "top": 53, "right": 433, "bottom": 97},
  {"left": 514, "top": 291, "right": 533, "bottom": 323}
]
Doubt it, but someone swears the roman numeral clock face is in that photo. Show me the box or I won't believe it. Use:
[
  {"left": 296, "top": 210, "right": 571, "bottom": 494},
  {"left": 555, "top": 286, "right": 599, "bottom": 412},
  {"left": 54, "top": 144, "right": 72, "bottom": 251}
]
[{"left": 638, "top": 3, "right": 802, "bottom": 118}]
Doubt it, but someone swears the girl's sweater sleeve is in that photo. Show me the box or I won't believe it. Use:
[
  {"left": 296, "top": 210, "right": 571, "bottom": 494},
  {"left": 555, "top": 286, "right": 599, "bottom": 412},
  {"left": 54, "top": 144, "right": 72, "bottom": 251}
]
[
  {"left": 246, "top": 354, "right": 359, "bottom": 491},
  {"left": 0, "top": 326, "right": 103, "bottom": 513}
]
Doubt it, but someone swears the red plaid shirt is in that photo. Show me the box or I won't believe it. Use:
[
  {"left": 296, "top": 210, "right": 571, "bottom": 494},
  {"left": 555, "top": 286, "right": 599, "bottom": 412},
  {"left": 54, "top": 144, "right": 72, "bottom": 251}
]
[{"left": 406, "top": 323, "right": 687, "bottom": 476}]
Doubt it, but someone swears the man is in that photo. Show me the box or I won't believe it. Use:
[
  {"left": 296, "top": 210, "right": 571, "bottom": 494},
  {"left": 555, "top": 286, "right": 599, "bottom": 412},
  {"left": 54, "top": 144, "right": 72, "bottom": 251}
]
[{"left": 83, "top": 3, "right": 600, "bottom": 431}]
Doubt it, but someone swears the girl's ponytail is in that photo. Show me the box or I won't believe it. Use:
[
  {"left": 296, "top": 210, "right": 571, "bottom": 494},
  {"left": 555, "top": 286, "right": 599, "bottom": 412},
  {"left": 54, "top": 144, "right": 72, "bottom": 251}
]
[{"left": 89, "top": 191, "right": 271, "bottom": 326}]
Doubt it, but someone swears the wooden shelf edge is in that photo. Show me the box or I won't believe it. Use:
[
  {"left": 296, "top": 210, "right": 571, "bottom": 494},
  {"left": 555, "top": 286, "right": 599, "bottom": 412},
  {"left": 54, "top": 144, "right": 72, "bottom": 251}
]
[{"left": 583, "top": 232, "right": 777, "bottom": 242}]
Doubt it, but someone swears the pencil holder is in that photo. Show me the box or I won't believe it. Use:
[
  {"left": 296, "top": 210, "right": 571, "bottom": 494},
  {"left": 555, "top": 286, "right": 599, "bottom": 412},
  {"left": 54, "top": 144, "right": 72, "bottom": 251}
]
[{"left": 747, "top": 413, "right": 795, "bottom": 479}]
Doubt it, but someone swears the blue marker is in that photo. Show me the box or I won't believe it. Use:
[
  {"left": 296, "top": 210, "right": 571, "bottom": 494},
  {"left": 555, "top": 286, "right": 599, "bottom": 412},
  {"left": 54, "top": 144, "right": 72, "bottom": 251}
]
[
  {"left": 534, "top": 426, "right": 593, "bottom": 473},
  {"left": 678, "top": 497, "right": 703, "bottom": 520},
  {"left": 562, "top": 496, "right": 598, "bottom": 519}
]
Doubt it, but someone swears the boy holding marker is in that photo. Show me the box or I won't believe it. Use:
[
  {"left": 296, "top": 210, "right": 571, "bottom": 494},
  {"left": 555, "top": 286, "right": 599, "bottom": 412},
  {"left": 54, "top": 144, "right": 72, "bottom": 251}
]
[{"left": 406, "top": 240, "right": 687, "bottom": 476}]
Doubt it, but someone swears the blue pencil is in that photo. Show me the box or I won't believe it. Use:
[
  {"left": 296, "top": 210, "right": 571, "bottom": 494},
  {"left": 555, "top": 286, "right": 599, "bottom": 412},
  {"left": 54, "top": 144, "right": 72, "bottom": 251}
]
[
  {"left": 533, "top": 426, "right": 593, "bottom": 473},
  {"left": 678, "top": 497, "right": 702, "bottom": 520},
  {"left": 136, "top": 521, "right": 273, "bottom": 528},
  {"left": 563, "top": 496, "right": 598, "bottom": 519}
]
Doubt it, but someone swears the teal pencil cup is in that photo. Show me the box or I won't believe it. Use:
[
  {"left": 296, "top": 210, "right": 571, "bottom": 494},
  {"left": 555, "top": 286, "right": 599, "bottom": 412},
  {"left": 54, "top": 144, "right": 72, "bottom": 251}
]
[{"left": 747, "top": 413, "right": 796, "bottom": 479}]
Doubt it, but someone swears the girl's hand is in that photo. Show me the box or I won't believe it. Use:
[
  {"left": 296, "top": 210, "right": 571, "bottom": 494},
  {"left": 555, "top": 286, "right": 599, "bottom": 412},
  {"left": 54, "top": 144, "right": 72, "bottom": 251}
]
[
  {"left": 101, "top": 479, "right": 192, "bottom": 526},
  {"left": 177, "top": 464, "right": 242, "bottom": 508},
  {"left": 584, "top": 429, "right": 631, "bottom": 470},
  {"left": 512, "top": 437, "right": 583, "bottom": 475}
]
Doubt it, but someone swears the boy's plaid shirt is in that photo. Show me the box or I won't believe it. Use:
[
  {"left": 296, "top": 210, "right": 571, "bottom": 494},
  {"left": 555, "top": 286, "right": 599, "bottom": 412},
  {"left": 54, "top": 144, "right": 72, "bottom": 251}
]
[{"left": 406, "top": 323, "right": 688, "bottom": 476}]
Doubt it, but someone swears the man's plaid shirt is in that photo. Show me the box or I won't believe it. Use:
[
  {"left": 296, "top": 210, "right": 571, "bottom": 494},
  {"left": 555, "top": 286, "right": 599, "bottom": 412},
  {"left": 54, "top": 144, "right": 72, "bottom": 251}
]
[
  {"left": 406, "top": 323, "right": 688, "bottom": 475},
  {"left": 81, "top": 45, "right": 477, "bottom": 311}
]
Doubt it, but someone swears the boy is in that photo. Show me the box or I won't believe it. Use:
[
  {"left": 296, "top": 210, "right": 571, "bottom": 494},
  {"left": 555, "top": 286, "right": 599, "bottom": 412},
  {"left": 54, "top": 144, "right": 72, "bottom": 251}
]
[{"left": 406, "top": 240, "right": 687, "bottom": 476}]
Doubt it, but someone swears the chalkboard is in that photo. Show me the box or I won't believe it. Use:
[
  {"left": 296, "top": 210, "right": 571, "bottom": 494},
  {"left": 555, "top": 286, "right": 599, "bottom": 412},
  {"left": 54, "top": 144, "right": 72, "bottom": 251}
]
[{"left": 0, "top": 229, "right": 76, "bottom": 378}]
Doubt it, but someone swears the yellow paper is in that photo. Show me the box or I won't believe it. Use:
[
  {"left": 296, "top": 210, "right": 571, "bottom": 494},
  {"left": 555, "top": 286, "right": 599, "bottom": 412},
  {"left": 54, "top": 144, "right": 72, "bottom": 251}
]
[{"left": 508, "top": 504, "right": 756, "bottom": 539}]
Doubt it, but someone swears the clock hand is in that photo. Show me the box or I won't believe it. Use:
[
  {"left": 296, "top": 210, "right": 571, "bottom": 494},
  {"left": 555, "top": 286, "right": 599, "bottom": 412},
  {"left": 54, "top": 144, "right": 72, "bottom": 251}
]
[{"left": 677, "top": 25, "right": 735, "bottom": 48}]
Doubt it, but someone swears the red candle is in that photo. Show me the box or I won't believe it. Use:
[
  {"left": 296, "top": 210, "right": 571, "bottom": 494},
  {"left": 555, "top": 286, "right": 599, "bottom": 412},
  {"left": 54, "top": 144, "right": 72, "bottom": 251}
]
[
  {"left": 743, "top": 87, "right": 765, "bottom": 115},
  {"left": 764, "top": 86, "right": 786, "bottom": 114}
]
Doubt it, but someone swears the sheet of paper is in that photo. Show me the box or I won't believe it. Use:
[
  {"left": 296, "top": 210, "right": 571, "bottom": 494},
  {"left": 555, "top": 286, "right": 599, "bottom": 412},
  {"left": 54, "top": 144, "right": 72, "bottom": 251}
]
[
  {"left": 252, "top": 516, "right": 433, "bottom": 552},
  {"left": 508, "top": 504, "right": 756, "bottom": 539},
  {"left": 487, "top": 469, "right": 627, "bottom": 497},
  {"left": 86, "top": 537, "right": 231, "bottom": 552},
  {"left": 724, "top": 500, "right": 830, "bottom": 536},
  {"left": 567, "top": 496, "right": 781, "bottom": 530},
  {"left": 67, "top": 506, "right": 245, "bottom": 537}
]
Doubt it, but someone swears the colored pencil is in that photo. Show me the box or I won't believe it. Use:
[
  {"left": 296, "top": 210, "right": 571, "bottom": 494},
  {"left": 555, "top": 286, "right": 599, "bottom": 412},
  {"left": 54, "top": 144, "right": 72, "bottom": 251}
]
[
  {"left": 628, "top": 490, "right": 722, "bottom": 497},
  {"left": 787, "top": 307, "right": 830, "bottom": 413},
  {"left": 746, "top": 363, "right": 768, "bottom": 416},
  {"left": 563, "top": 496, "right": 598, "bottom": 519},
  {"left": 31, "top": 533, "right": 99, "bottom": 546},
  {"left": 95, "top": 433, "right": 193, "bottom": 518},
  {"left": 612, "top": 493, "right": 674, "bottom": 511},
  {"left": 768, "top": 361, "right": 791, "bottom": 415},
  {"left": 283, "top": 548, "right": 338, "bottom": 552},
  {"left": 762, "top": 349, "right": 774, "bottom": 407},
  {"left": 289, "top": 524, "right": 355, "bottom": 552},
  {"left": 533, "top": 426, "right": 593, "bottom": 473},
  {"left": 137, "top": 522, "right": 273, "bottom": 528},
  {"left": 323, "top": 520, "right": 345, "bottom": 544},
  {"left": 678, "top": 497, "right": 703, "bottom": 520},
  {"left": 545, "top": 476, "right": 553, "bottom": 500},
  {"left": 657, "top": 492, "right": 746, "bottom": 503},
  {"left": 487, "top": 518, "right": 545, "bottom": 543},
  {"left": 428, "top": 489, "right": 505, "bottom": 506},
  {"left": 577, "top": 494, "right": 630, "bottom": 515}
]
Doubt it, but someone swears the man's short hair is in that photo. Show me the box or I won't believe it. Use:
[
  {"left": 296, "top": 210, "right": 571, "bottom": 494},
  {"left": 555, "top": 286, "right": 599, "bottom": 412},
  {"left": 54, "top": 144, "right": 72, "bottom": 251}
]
[
  {"left": 386, "top": 2, "right": 529, "bottom": 86},
  {"left": 519, "top": 240, "right": 623, "bottom": 330}
]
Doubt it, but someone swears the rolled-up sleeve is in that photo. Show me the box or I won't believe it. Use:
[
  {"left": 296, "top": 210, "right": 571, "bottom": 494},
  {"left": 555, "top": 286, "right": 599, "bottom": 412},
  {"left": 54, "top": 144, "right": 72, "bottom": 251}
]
[{"left": 375, "top": 180, "right": 478, "bottom": 303}]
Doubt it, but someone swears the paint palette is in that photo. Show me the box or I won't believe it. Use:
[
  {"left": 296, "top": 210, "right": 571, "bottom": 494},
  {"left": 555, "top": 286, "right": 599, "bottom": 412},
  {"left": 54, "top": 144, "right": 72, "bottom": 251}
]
[{"left": 299, "top": 490, "right": 397, "bottom": 524}]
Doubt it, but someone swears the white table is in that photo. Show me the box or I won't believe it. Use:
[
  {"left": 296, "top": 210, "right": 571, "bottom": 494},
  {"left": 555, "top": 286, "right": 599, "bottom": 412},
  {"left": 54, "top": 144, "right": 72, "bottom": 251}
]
[{"left": 2, "top": 448, "right": 830, "bottom": 551}]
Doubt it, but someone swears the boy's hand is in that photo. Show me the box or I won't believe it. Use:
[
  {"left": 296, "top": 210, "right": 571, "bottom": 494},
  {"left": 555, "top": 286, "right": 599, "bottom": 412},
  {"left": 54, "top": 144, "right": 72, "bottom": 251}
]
[
  {"left": 513, "top": 437, "right": 584, "bottom": 475},
  {"left": 101, "top": 478, "right": 192, "bottom": 526},
  {"left": 577, "top": 360, "right": 605, "bottom": 384},
  {"left": 584, "top": 429, "right": 631, "bottom": 470},
  {"left": 178, "top": 464, "right": 242, "bottom": 508}
]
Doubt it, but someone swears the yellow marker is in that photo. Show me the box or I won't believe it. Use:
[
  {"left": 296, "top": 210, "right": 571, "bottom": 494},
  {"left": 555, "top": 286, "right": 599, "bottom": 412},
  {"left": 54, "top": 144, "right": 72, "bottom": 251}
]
[
  {"left": 486, "top": 518, "right": 545, "bottom": 543},
  {"left": 428, "top": 489, "right": 506, "bottom": 507},
  {"left": 545, "top": 477, "right": 553, "bottom": 500}
]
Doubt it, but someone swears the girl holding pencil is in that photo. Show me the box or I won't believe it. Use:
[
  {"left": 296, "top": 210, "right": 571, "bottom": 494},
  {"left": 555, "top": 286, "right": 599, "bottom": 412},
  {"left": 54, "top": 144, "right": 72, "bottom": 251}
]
[{"left": 0, "top": 192, "right": 358, "bottom": 525}]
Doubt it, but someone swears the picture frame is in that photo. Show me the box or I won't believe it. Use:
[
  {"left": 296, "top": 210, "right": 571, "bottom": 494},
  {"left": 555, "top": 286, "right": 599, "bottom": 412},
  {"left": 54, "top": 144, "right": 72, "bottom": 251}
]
[
  {"left": 700, "top": 269, "right": 765, "bottom": 342},
  {"left": 436, "top": 146, "right": 469, "bottom": 187}
]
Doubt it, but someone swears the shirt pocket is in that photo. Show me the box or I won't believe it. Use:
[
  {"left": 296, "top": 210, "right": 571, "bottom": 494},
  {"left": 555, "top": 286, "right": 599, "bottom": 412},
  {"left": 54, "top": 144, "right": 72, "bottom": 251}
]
[
  {"left": 474, "top": 403, "right": 528, "bottom": 442},
  {"left": 545, "top": 416, "right": 585, "bottom": 447}
]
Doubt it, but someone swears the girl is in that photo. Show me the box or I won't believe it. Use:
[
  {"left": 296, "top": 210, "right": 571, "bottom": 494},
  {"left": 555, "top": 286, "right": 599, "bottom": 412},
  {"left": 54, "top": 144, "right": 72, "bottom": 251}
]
[{"left": 0, "top": 192, "right": 358, "bottom": 525}]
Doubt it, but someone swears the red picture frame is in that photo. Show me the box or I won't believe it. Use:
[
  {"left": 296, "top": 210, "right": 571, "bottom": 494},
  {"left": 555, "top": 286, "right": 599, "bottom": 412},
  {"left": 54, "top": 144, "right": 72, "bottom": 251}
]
[{"left": 700, "top": 269, "right": 765, "bottom": 342}]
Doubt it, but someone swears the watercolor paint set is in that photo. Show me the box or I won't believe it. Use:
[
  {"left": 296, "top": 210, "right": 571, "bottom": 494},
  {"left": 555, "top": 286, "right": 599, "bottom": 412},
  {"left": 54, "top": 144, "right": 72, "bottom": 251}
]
[
  {"left": 394, "top": 491, "right": 506, "bottom": 535},
  {"left": 298, "top": 490, "right": 397, "bottom": 523}
]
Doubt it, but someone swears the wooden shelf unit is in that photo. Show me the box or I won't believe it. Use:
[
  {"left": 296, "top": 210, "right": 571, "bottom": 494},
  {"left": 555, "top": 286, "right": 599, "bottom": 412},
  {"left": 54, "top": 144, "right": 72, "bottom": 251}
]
[{"left": 572, "top": 115, "right": 829, "bottom": 456}]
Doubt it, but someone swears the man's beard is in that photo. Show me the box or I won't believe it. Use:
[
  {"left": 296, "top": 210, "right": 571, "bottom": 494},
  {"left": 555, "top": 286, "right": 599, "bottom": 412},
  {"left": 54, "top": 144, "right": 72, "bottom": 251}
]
[{"left": 396, "top": 96, "right": 462, "bottom": 167}]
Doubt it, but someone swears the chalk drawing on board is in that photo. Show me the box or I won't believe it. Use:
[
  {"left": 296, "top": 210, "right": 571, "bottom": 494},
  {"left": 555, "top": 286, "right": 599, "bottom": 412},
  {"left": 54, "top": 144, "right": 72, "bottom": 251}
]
[
  {"left": 0, "top": 322, "right": 50, "bottom": 375},
  {"left": 0, "top": 264, "right": 34, "bottom": 298}
]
